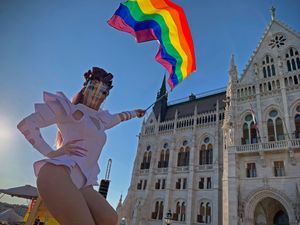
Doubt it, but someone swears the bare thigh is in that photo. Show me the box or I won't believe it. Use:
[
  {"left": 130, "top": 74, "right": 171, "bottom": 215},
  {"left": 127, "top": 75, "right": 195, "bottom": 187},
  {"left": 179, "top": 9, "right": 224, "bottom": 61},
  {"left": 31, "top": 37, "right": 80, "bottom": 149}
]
[
  {"left": 80, "top": 186, "right": 118, "bottom": 225},
  {"left": 36, "top": 163, "right": 96, "bottom": 225}
]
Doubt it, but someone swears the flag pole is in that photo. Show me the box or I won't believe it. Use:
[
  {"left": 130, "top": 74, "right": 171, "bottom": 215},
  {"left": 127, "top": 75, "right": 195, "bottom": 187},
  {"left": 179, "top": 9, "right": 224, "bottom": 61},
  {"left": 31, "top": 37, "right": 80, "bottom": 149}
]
[{"left": 144, "top": 89, "right": 171, "bottom": 112}]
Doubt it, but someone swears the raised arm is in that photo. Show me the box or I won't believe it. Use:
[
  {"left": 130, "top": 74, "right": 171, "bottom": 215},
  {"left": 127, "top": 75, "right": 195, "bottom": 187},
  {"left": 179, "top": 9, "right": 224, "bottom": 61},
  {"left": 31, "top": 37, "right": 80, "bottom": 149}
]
[{"left": 99, "top": 109, "right": 145, "bottom": 130}]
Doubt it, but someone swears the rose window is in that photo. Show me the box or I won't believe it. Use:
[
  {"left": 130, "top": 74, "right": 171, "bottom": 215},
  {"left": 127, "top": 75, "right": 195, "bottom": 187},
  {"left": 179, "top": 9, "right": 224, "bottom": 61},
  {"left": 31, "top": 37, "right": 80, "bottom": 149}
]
[{"left": 269, "top": 34, "right": 286, "bottom": 49}]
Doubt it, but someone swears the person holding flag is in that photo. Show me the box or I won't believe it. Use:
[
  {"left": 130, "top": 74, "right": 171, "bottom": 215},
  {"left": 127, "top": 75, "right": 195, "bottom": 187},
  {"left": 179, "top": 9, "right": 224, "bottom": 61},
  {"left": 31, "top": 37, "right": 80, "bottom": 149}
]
[{"left": 18, "top": 67, "right": 145, "bottom": 225}]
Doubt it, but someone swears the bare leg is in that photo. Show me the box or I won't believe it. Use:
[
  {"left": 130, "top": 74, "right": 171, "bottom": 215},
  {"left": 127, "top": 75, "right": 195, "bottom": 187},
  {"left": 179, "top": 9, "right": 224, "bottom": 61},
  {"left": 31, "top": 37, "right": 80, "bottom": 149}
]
[
  {"left": 80, "top": 186, "right": 118, "bottom": 225},
  {"left": 36, "top": 163, "right": 96, "bottom": 225}
]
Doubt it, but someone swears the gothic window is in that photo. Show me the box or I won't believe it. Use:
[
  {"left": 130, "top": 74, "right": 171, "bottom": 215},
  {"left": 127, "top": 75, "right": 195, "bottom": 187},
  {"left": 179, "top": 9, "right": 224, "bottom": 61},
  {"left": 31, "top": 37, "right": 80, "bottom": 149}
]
[
  {"left": 177, "top": 141, "right": 190, "bottom": 167},
  {"left": 158, "top": 143, "right": 169, "bottom": 168},
  {"left": 182, "top": 178, "right": 187, "bottom": 190},
  {"left": 207, "top": 144, "right": 213, "bottom": 164},
  {"left": 175, "top": 178, "right": 187, "bottom": 190},
  {"left": 176, "top": 178, "right": 181, "bottom": 189},
  {"left": 162, "top": 179, "right": 166, "bottom": 189},
  {"left": 286, "top": 47, "right": 300, "bottom": 72},
  {"left": 199, "top": 138, "right": 213, "bottom": 165},
  {"left": 173, "top": 202, "right": 180, "bottom": 221},
  {"left": 199, "top": 177, "right": 204, "bottom": 189},
  {"left": 262, "top": 55, "right": 276, "bottom": 78},
  {"left": 143, "top": 180, "right": 147, "bottom": 190},
  {"left": 151, "top": 201, "right": 164, "bottom": 220},
  {"left": 274, "top": 161, "right": 285, "bottom": 177},
  {"left": 246, "top": 163, "right": 257, "bottom": 178},
  {"left": 207, "top": 177, "right": 212, "bottom": 189},
  {"left": 140, "top": 152, "right": 147, "bottom": 169},
  {"left": 295, "top": 105, "right": 300, "bottom": 139},
  {"left": 151, "top": 201, "right": 159, "bottom": 219},
  {"left": 197, "top": 202, "right": 212, "bottom": 224},
  {"left": 141, "top": 146, "right": 152, "bottom": 170},
  {"left": 180, "top": 202, "right": 186, "bottom": 221},
  {"left": 267, "top": 110, "right": 285, "bottom": 141},
  {"left": 269, "top": 33, "right": 286, "bottom": 49},
  {"left": 155, "top": 179, "right": 161, "bottom": 189},
  {"left": 206, "top": 203, "right": 212, "bottom": 224},
  {"left": 200, "top": 145, "right": 206, "bottom": 165},
  {"left": 197, "top": 203, "right": 205, "bottom": 223},
  {"left": 172, "top": 201, "right": 186, "bottom": 221},
  {"left": 158, "top": 201, "right": 164, "bottom": 220},
  {"left": 137, "top": 180, "right": 142, "bottom": 190}
]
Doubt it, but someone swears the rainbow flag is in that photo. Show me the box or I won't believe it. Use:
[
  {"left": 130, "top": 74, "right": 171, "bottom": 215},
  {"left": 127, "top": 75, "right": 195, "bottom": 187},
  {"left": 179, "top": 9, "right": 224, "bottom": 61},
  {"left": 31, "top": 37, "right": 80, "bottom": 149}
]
[{"left": 108, "top": 0, "right": 196, "bottom": 89}]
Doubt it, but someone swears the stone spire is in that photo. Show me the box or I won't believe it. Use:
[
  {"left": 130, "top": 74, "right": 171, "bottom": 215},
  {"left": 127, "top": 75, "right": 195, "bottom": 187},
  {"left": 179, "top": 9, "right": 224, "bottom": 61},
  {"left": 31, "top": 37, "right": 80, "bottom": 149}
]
[
  {"left": 116, "top": 194, "right": 123, "bottom": 210},
  {"left": 153, "top": 75, "right": 168, "bottom": 121},
  {"left": 229, "top": 54, "right": 238, "bottom": 81},
  {"left": 226, "top": 54, "right": 238, "bottom": 99},
  {"left": 223, "top": 54, "right": 238, "bottom": 145}
]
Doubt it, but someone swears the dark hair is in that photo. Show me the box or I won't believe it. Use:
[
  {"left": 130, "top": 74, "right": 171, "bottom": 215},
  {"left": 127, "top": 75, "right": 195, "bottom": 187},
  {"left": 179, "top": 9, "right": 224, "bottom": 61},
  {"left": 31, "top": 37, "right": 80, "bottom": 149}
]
[
  {"left": 56, "top": 67, "right": 113, "bottom": 148},
  {"left": 83, "top": 67, "right": 113, "bottom": 90}
]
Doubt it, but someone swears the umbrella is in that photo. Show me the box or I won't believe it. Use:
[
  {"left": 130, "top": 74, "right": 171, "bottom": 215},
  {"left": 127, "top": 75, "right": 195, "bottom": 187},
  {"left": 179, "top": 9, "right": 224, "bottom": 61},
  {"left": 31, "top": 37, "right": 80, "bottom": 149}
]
[
  {"left": 0, "top": 208, "right": 23, "bottom": 223},
  {"left": 0, "top": 185, "right": 38, "bottom": 199}
]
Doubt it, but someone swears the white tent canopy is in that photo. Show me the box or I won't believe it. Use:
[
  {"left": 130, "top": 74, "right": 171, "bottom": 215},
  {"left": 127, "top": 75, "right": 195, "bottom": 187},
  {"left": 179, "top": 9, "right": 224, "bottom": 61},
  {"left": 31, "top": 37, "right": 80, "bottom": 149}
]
[
  {"left": 0, "top": 185, "right": 38, "bottom": 199},
  {"left": 0, "top": 208, "right": 23, "bottom": 223}
]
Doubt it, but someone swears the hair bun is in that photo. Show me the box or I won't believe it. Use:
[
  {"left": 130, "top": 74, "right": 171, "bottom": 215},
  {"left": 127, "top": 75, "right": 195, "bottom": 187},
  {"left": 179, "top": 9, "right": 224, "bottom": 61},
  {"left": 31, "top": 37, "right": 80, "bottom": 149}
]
[{"left": 83, "top": 67, "right": 113, "bottom": 90}]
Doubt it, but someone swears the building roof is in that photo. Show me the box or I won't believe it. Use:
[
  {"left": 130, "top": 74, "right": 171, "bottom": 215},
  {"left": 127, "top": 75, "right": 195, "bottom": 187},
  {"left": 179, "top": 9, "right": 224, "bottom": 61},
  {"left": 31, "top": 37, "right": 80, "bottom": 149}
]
[{"left": 164, "top": 91, "right": 226, "bottom": 121}]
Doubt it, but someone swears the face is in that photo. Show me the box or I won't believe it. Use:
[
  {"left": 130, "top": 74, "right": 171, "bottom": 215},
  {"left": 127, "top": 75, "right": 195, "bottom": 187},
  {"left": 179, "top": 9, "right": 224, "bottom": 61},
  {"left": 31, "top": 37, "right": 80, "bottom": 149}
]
[{"left": 82, "top": 80, "right": 109, "bottom": 110}]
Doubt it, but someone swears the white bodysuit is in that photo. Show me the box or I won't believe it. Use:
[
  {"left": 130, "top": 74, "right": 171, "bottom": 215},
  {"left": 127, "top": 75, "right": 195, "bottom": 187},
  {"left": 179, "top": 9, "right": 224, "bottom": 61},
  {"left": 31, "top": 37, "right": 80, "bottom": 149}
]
[{"left": 18, "top": 91, "right": 136, "bottom": 188}]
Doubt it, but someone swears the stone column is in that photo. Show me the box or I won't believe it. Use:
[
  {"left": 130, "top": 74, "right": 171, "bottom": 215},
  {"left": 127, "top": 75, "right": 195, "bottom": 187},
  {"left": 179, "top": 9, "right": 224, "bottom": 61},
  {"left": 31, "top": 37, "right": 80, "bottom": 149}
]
[
  {"left": 163, "top": 137, "right": 176, "bottom": 219},
  {"left": 186, "top": 131, "right": 197, "bottom": 224}
]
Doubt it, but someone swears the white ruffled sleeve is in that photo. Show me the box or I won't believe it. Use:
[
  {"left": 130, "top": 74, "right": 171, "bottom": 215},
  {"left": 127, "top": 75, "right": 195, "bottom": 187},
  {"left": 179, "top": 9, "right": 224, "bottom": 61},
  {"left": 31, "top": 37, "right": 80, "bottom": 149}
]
[{"left": 17, "top": 91, "right": 71, "bottom": 156}]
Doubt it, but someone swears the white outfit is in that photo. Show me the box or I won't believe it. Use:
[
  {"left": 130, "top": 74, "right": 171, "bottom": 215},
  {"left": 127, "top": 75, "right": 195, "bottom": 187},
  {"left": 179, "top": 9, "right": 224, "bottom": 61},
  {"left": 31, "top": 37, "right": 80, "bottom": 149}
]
[{"left": 18, "top": 91, "right": 136, "bottom": 188}]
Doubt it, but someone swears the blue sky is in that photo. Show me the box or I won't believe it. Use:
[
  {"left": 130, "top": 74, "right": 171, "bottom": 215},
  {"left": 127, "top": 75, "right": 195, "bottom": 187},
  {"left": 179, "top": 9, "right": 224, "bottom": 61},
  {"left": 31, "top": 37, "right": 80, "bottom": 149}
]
[{"left": 0, "top": 0, "right": 299, "bottom": 209}]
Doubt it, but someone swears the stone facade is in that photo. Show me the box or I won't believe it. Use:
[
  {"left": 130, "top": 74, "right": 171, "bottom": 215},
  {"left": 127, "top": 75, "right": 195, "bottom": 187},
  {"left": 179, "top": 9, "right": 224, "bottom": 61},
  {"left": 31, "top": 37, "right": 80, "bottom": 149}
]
[{"left": 117, "top": 14, "right": 300, "bottom": 225}]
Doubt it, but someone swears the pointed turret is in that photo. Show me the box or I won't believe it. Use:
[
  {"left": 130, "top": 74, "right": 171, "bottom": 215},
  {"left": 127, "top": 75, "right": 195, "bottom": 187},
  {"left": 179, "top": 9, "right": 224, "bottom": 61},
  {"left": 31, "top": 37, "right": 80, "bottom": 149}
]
[
  {"left": 226, "top": 54, "right": 238, "bottom": 99},
  {"left": 229, "top": 54, "right": 238, "bottom": 82},
  {"left": 116, "top": 194, "right": 123, "bottom": 211},
  {"left": 153, "top": 75, "right": 168, "bottom": 121}
]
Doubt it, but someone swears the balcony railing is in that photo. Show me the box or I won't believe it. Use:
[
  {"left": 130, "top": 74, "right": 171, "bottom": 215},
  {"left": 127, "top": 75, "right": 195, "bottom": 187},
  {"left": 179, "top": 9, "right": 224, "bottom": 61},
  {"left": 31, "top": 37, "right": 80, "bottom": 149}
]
[{"left": 235, "top": 139, "right": 300, "bottom": 153}]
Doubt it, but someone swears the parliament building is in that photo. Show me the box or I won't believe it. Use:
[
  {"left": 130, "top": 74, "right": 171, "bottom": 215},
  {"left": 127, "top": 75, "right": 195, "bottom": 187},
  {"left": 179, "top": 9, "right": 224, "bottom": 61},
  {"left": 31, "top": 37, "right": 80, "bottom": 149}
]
[{"left": 116, "top": 10, "right": 300, "bottom": 225}]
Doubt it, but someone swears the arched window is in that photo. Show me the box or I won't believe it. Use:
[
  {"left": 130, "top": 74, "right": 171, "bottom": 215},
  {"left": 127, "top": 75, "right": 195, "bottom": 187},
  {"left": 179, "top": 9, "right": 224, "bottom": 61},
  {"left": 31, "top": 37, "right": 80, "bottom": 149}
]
[
  {"left": 147, "top": 152, "right": 151, "bottom": 169},
  {"left": 206, "top": 203, "right": 211, "bottom": 224},
  {"left": 295, "top": 105, "right": 300, "bottom": 138},
  {"left": 141, "top": 148, "right": 152, "bottom": 170},
  {"left": 262, "top": 55, "right": 276, "bottom": 78},
  {"left": 207, "top": 144, "right": 213, "bottom": 164},
  {"left": 199, "top": 138, "right": 213, "bottom": 165},
  {"left": 173, "top": 201, "right": 186, "bottom": 221},
  {"left": 199, "top": 145, "right": 206, "bottom": 165},
  {"left": 173, "top": 202, "right": 180, "bottom": 221},
  {"left": 177, "top": 141, "right": 190, "bottom": 167},
  {"left": 197, "top": 202, "right": 212, "bottom": 223},
  {"left": 151, "top": 201, "right": 159, "bottom": 219},
  {"left": 165, "top": 149, "right": 169, "bottom": 167},
  {"left": 158, "top": 143, "right": 169, "bottom": 168},
  {"left": 242, "top": 114, "right": 258, "bottom": 144},
  {"left": 180, "top": 202, "right": 186, "bottom": 221},
  {"left": 140, "top": 152, "right": 147, "bottom": 169},
  {"left": 286, "top": 47, "right": 300, "bottom": 72},
  {"left": 158, "top": 201, "right": 164, "bottom": 220},
  {"left": 267, "top": 110, "right": 285, "bottom": 141},
  {"left": 197, "top": 202, "right": 205, "bottom": 223}
]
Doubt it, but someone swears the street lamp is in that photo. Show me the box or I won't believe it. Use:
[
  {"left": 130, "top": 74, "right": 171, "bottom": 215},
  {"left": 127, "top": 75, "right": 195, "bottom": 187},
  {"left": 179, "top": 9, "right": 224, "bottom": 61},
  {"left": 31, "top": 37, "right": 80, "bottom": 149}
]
[{"left": 164, "top": 209, "right": 172, "bottom": 225}]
